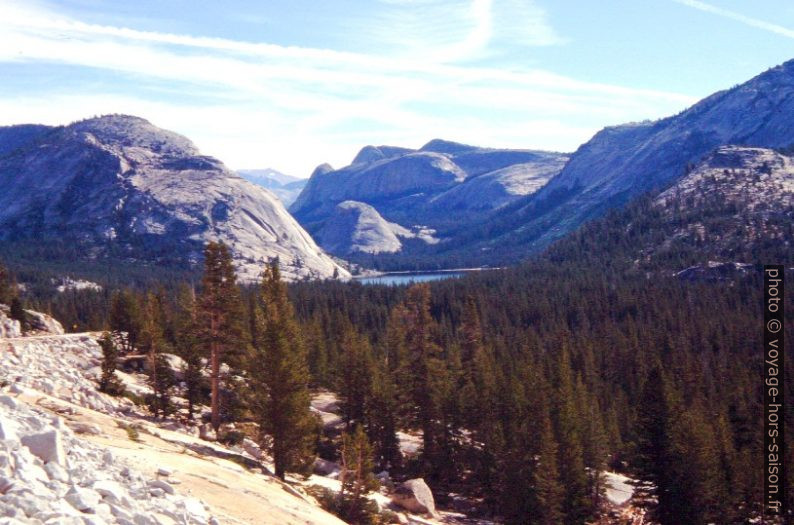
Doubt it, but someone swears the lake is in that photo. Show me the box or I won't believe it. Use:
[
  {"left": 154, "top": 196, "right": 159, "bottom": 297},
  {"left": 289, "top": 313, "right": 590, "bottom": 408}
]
[{"left": 356, "top": 271, "right": 465, "bottom": 286}]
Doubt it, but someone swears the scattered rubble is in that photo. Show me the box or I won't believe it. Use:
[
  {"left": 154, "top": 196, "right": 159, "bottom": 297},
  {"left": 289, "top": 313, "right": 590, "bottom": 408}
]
[{"left": 0, "top": 392, "right": 216, "bottom": 524}]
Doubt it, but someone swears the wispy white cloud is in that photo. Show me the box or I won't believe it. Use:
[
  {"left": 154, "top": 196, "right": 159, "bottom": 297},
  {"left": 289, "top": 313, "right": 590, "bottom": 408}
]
[
  {"left": 672, "top": 0, "right": 794, "bottom": 39},
  {"left": 0, "top": 0, "right": 695, "bottom": 175},
  {"left": 367, "top": 0, "right": 563, "bottom": 62}
]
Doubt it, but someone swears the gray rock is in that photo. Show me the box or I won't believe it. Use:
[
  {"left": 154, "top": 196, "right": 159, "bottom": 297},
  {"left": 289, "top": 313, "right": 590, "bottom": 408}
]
[
  {"left": 0, "top": 397, "right": 18, "bottom": 411},
  {"left": 291, "top": 141, "right": 566, "bottom": 259},
  {"left": 23, "top": 310, "right": 65, "bottom": 335},
  {"left": 133, "top": 514, "right": 160, "bottom": 525},
  {"left": 0, "top": 310, "right": 21, "bottom": 339},
  {"left": 0, "top": 476, "right": 14, "bottom": 494},
  {"left": 0, "top": 416, "right": 18, "bottom": 441},
  {"left": 64, "top": 486, "right": 101, "bottom": 513},
  {"left": 108, "top": 503, "right": 134, "bottom": 521},
  {"left": 43, "top": 462, "right": 69, "bottom": 483},
  {"left": 2, "top": 492, "right": 43, "bottom": 517},
  {"left": 391, "top": 478, "right": 437, "bottom": 517},
  {"left": 312, "top": 458, "right": 340, "bottom": 476},
  {"left": 68, "top": 423, "right": 102, "bottom": 436},
  {"left": 198, "top": 424, "right": 216, "bottom": 442},
  {"left": 21, "top": 430, "right": 65, "bottom": 465},
  {"left": 148, "top": 479, "right": 174, "bottom": 495},
  {"left": 241, "top": 438, "right": 262, "bottom": 460},
  {"left": 92, "top": 480, "right": 127, "bottom": 504},
  {"left": 476, "top": 58, "right": 794, "bottom": 257}
]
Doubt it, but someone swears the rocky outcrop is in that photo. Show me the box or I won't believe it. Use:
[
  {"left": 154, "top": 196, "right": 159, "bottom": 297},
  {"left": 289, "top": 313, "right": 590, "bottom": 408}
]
[
  {"left": 0, "top": 392, "right": 218, "bottom": 523},
  {"left": 0, "top": 115, "right": 348, "bottom": 282},
  {"left": 391, "top": 478, "right": 437, "bottom": 517},
  {"left": 0, "top": 333, "right": 134, "bottom": 414},
  {"left": 314, "top": 201, "right": 437, "bottom": 255},
  {"left": 0, "top": 307, "right": 21, "bottom": 338},
  {"left": 24, "top": 310, "right": 65, "bottom": 335},
  {"left": 291, "top": 139, "right": 567, "bottom": 259},
  {"left": 474, "top": 59, "right": 794, "bottom": 257}
]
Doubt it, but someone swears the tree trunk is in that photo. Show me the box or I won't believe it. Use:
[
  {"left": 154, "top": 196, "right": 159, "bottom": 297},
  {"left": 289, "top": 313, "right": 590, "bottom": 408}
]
[
  {"left": 149, "top": 344, "right": 158, "bottom": 418},
  {"left": 210, "top": 314, "right": 220, "bottom": 432},
  {"left": 211, "top": 341, "right": 219, "bottom": 431}
]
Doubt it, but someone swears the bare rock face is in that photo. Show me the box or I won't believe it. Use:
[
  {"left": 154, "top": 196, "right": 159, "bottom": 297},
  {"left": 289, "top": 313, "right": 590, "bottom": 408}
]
[
  {"left": 198, "top": 423, "right": 217, "bottom": 442},
  {"left": 314, "top": 201, "right": 435, "bottom": 255},
  {"left": 0, "top": 115, "right": 348, "bottom": 282},
  {"left": 391, "top": 478, "right": 437, "bottom": 517},
  {"left": 479, "top": 58, "right": 794, "bottom": 255},
  {"left": 0, "top": 307, "right": 21, "bottom": 338},
  {"left": 21, "top": 429, "right": 66, "bottom": 466},
  {"left": 290, "top": 139, "right": 567, "bottom": 258},
  {"left": 24, "top": 310, "right": 65, "bottom": 335}
]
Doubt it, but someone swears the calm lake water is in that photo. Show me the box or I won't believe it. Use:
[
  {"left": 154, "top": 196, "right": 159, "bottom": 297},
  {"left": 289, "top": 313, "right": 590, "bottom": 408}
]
[{"left": 356, "top": 271, "right": 465, "bottom": 286}]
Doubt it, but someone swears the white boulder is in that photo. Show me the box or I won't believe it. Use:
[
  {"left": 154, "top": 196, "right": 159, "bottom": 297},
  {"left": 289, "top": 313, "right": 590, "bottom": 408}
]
[
  {"left": 0, "top": 416, "right": 18, "bottom": 441},
  {"left": 0, "top": 310, "right": 21, "bottom": 338},
  {"left": 0, "top": 396, "right": 18, "bottom": 411},
  {"left": 65, "top": 485, "right": 102, "bottom": 513},
  {"left": 391, "top": 478, "right": 437, "bottom": 517},
  {"left": 148, "top": 479, "right": 175, "bottom": 495},
  {"left": 24, "top": 310, "right": 65, "bottom": 335},
  {"left": 44, "top": 461, "right": 70, "bottom": 483},
  {"left": 21, "top": 429, "right": 65, "bottom": 465},
  {"left": 93, "top": 480, "right": 128, "bottom": 502},
  {"left": 198, "top": 424, "right": 216, "bottom": 442}
]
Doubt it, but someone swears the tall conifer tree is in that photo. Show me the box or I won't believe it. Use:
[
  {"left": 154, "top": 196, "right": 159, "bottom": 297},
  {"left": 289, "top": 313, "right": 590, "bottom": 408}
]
[
  {"left": 197, "top": 242, "right": 243, "bottom": 431},
  {"left": 249, "top": 262, "right": 316, "bottom": 480}
]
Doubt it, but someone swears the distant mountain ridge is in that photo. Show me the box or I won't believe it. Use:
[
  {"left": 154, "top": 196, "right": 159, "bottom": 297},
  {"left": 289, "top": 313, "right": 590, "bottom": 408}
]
[
  {"left": 237, "top": 168, "right": 307, "bottom": 206},
  {"left": 456, "top": 59, "right": 794, "bottom": 260},
  {"left": 290, "top": 139, "right": 568, "bottom": 257},
  {"left": 0, "top": 115, "right": 347, "bottom": 282},
  {"left": 544, "top": 144, "right": 794, "bottom": 278}
]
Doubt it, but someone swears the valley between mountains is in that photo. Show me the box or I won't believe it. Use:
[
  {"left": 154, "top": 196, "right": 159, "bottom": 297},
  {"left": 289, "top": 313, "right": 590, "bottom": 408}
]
[{"left": 0, "top": 56, "right": 792, "bottom": 525}]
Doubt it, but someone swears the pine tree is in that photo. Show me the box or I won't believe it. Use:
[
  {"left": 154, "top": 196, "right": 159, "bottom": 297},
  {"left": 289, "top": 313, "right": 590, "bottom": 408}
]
[
  {"left": 197, "top": 242, "right": 244, "bottom": 431},
  {"left": 305, "top": 316, "right": 330, "bottom": 387},
  {"left": 383, "top": 304, "right": 413, "bottom": 426},
  {"left": 667, "top": 406, "right": 724, "bottom": 524},
  {"left": 140, "top": 291, "right": 175, "bottom": 417},
  {"left": 364, "top": 348, "right": 401, "bottom": 471},
  {"left": 338, "top": 325, "right": 374, "bottom": 428},
  {"left": 172, "top": 284, "right": 206, "bottom": 421},
  {"left": 553, "top": 347, "right": 592, "bottom": 525},
  {"left": 399, "top": 284, "right": 448, "bottom": 480},
  {"left": 634, "top": 366, "right": 680, "bottom": 525},
  {"left": 98, "top": 332, "right": 125, "bottom": 395},
  {"left": 499, "top": 372, "right": 563, "bottom": 525},
  {"left": 249, "top": 262, "right": 317, "bottom": 480},
  {"left": 576, "top": 376, "right": 607, "bottom": 509},
  {"left": 109, "top": 290, "right": 143, "bottom": 354},
  {"left": 338, "top": 424, "right": 379, "bottom": 524},
  {"left": 533, "top": 405, "right": 565, "bottom": 525}
]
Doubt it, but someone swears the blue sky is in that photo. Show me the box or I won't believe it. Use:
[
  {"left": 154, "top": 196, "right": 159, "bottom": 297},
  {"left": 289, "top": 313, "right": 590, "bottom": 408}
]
[{"left": 1, "top": 0, "right": 793, "bottom": 176}]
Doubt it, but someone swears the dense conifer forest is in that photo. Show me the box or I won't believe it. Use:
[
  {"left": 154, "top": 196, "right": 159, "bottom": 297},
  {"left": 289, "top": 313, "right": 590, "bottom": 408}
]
[{"left": 3, "top": 193, "right": 792, "bottom": 524}]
